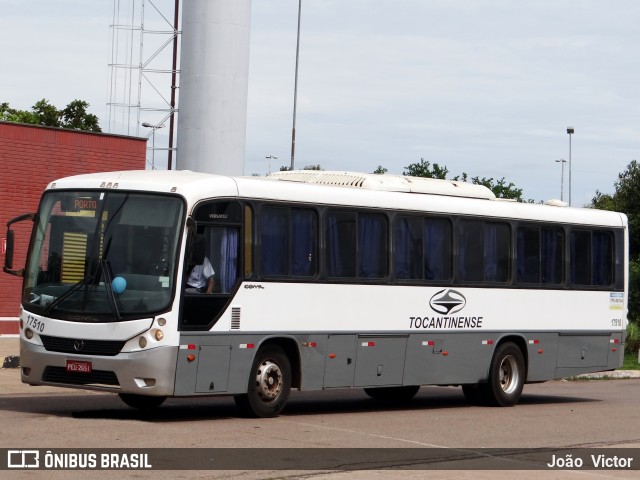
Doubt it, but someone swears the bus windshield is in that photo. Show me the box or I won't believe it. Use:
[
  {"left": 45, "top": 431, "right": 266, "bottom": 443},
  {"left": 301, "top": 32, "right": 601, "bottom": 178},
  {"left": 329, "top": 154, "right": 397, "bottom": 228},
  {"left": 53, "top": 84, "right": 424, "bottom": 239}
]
[{"left": 23, "top": 190, "right": 184, "bottom": 321}]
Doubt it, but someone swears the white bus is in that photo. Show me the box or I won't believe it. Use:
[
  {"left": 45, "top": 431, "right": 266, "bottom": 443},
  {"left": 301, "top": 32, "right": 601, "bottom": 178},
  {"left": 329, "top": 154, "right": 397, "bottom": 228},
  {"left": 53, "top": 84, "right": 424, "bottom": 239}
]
[{"left": 4, "top": 170, "right": 628, "bottom": 417}]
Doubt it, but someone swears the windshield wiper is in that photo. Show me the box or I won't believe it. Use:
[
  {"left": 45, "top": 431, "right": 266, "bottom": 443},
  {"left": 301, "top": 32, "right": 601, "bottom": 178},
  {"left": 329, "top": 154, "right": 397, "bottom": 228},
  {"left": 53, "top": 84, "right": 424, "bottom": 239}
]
[
  {"left": 100, "top": 258, "right": 121, "bottom": 321},
  {"left": 43, "top": 273, "right": 96, "bottom": 316}
]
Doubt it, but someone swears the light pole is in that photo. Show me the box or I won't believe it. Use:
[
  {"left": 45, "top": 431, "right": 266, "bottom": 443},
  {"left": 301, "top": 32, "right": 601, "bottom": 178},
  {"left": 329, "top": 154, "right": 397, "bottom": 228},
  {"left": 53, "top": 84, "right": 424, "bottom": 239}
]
[
  {"left": 290, "top": 0, "right": 302, "bottom": 171},
  {"left": 265, "top": 155, "right": 278, "bottom": 175},
  {"left": 555, "top": 159, "right": 567, "bottom": 202},
  {"left": 142, "top": 122, "right": 166, "bottom": 170},
  {"left": 567, "top": 126, "right": 574, "bottom": 206}
]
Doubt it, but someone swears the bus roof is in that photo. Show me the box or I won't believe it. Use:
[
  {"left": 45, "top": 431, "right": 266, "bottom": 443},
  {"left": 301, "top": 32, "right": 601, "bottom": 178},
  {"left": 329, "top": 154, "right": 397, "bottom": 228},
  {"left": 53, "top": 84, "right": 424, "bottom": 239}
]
[{"left": 45, "top": 170, "right": 627, "bottom": 228}]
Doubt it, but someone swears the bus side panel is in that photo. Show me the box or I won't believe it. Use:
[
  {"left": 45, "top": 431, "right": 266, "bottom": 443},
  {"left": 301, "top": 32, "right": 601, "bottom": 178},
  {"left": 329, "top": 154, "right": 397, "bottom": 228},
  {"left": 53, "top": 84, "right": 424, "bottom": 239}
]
[
  {"left": 299, "top": 335, "right": 328, "bottom": 390},
  {"left": 195, "top": 345, "right": 231, "bottom": 393},
  {"left": 555, "top": 333, "right": 611, "bottom": 378},
  {"left": 323, "top": 335, "right": 357, "bottom": 388},
  {"left": 608, "top": 331, "right": 624, "bottom": 370},
  {"left": 353, "top": 335, "right": 407, "bottom": 387},
  {"left": 523, "top": 333, "right": 559, "bottom": 382},
  {"left": 403, "top": 333, "right": 491, "bottom": 385},
  {"left": 174, "top": 334, "right": 255, "bottom": 396}
]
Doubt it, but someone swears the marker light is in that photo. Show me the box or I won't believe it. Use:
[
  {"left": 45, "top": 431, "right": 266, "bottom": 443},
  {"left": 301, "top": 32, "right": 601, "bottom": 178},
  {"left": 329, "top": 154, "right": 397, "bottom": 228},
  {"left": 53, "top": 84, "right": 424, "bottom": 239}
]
[{"left": 25, "top": 329, "right": 34, "bottom": 340}]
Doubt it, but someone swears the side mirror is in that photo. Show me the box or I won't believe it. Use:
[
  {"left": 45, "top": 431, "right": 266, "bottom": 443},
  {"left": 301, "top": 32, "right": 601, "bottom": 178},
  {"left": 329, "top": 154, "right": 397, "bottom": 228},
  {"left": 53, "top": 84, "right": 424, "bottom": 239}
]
[
  {"left": 3, "top": 213, "right": 35, "bottom": 277},
  {"left": 4, "top": 230, "right": 15, "bottom": 271}
]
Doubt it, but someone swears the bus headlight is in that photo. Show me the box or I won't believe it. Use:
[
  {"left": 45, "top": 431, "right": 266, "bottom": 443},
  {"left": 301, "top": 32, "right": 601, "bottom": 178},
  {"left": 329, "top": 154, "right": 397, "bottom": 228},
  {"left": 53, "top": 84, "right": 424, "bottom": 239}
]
[
  {"left": 139, "top": 337, "right": 148, "bottom": 349},
  {"left": 25, "top": 328, "right": 33, "bottom": 340},
  {"left": 154, "top": 329, "right": 164, "bottom": 341}
]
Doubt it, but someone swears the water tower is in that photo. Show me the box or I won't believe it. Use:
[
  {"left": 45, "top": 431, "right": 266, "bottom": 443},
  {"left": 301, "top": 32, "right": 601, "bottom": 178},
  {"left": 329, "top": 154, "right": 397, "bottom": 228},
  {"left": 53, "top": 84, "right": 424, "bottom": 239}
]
[{"left": 176, "top": 0, "right": 252, "bottom": 175}]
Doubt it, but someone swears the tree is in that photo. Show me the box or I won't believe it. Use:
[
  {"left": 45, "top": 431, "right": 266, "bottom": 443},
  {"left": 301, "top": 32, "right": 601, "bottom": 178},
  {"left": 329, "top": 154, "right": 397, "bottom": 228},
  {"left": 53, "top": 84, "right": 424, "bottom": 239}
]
[
  {"left": 373, "top": 165, "right": 388, "bottom": 174},
  {"left": 402, "top": 159, "right": 523, "bottom": 201},
  {"left": 591, "top": 160, "right": 640, "bottom": 259},
  {"left": 61, "top": 100, "right": 101, "bottom": 132},
  {"left": 33, "top": 99, "right": 62, "bottom": 127},
  {"left": 462, "top": 175, "right": 523, "bottom": 201},
  {"left": 0, "top": 99, "right": 101, "bottom": 132},
  {"left": 403, "top": 158, "right": 448, "bottom": 179}
]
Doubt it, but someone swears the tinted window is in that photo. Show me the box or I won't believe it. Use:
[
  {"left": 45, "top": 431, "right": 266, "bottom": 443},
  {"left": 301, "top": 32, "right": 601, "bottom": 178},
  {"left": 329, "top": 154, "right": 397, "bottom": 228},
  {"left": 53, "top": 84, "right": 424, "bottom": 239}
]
[
  {"left": 260, "top": 206, "right": 317, "bottom": 277},
  {"left": 458, "top": 220, "right": 510, "bottom": 283},
  {"left": 394, "top": 216, "right": 451, "bottom": 281},
  {"left": 326, "top": 210, "right": 387, "bottom": 279},
  {"left": 571, "top": 229, "right": 613, "bottom": 286},
  {"left": 517, "top": 226, "right": 563, "bottom": 284}
]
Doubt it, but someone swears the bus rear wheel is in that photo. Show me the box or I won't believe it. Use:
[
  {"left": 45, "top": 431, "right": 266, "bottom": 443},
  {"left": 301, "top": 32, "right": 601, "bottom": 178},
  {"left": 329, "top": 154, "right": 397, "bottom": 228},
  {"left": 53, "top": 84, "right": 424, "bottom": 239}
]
[
  {"left": 118, "top": 393, "right": 166, "bottom": 409},
  {"left": 234, "top": 345, "right": 292, "bottom": 418},
  {"left": 463, "top": 342, "right": 525, "bottom": 407}
]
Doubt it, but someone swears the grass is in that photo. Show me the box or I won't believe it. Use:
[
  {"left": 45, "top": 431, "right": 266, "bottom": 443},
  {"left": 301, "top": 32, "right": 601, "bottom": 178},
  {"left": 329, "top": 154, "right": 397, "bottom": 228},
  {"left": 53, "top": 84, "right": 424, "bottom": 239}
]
[{"left": 622, "top": 352, "right": 640, "bottom": 370}]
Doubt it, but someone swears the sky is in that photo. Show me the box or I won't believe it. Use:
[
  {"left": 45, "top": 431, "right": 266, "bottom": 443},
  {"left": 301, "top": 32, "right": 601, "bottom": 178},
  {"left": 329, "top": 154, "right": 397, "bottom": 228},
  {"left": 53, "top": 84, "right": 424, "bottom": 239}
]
[{"left": 1, "top": 0, "right": 639, "bottom": 205}]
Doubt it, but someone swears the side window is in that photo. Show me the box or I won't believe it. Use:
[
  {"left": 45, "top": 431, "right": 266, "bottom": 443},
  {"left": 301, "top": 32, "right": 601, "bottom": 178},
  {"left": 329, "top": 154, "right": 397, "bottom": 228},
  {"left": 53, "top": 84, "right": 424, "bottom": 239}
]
[
  {"left": 259, "top": 206, "right": 318, "bottom": 277},
  {"left": 204, "top": 226, "right": 240, "bottom": 294},
  {"left": 326, "top": 210, "right": 388, "bottom": 279},
  {"left": 424, "top": 217, "right": 452, "bottom": 281},
  {"left": 326, "top": 211, "right": 356, "bottom": 277},
  {"left": 394, "top": 216, "right": 422, "bottom": 279},
  {"left": 260, "top": 207, "right": 288, "bottom": 275},
  {"left": 570, "top": 230, "right": 591, "bottom": 285},
  {"left": 291, "top": 208, "right": 318, "bottom": 276},
  {"left": 517, "top": 226, "right": 564, "bottom": 284},
  {"left": 571, "top": 229, "right": 613, "bottom": 286},
  {"left": 458, "top": 220, "right": 510, "bottom": 283},
  {"left": 394, "top": 216, "right": 451, "bottom": 281},
  {"left": 358, "top": 213, "right": 388, "bottom": 278},
  {"left": 593, "top": 231, "right": 613, "bottom": 286}
]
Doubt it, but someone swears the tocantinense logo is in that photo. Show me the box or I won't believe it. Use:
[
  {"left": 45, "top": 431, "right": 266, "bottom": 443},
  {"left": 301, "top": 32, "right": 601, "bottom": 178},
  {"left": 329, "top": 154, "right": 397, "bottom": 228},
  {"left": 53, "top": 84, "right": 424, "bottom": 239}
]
[{"left": 429, "top": 289, "right": 466, "bottom": 315}]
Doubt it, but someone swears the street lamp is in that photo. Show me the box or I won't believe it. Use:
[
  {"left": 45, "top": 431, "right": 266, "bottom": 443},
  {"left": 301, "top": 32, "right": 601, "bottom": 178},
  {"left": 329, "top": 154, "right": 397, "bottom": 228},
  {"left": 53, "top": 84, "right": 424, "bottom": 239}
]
[
  {"left": 567, "top": 126, "right": 574, "bottom": 206},
  {"left": 555, "top": 159, "right": 567, "bottom": 202},
  {"left": 290, "top": 0, "right": 302, "bottom": 171},
  {"left": 142, "top": 122, "right": 166, "bottom": 170},
  {"left": 265, "top": 155, "right": 278, "bottom": 175}
]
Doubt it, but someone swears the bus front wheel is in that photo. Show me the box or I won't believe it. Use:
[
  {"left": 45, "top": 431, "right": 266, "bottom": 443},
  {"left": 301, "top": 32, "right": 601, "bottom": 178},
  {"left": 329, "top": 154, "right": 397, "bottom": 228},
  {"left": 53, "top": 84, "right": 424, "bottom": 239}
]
[{"left": 234, "top": 345, "right": 292, "bottom": 418}]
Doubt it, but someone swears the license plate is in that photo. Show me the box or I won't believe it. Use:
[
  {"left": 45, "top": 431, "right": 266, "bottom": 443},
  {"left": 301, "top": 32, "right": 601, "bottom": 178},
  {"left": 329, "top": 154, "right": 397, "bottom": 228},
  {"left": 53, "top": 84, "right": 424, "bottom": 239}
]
[{"left": 66, "top": 359, "right": 92, "bottom": 374}]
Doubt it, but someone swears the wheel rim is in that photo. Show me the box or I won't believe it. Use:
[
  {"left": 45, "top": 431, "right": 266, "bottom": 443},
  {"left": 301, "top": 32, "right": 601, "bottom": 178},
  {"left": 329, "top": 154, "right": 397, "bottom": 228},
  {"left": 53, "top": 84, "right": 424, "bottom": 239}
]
[
  {"left": 255, "top": 360, "right": 283, "bottom": 402},
  {"left": 498, "top": 355, "right": 520, "bottom": 394}
]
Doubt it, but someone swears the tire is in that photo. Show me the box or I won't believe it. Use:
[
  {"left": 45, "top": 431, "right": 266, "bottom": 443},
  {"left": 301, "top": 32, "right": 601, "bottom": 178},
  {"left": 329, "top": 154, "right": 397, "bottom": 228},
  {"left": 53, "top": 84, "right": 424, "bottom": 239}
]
[
  {"left": 118, "top": 393, "right": 166, "bottom": 409},
  {"left": 234, "top": 345, "right": 292, "bottom": 418},
  {"left": 461, "top": 384, "right": 491, "bottom": 406},
  {"left": 486, "top": 342, "right": 525, "bottom": 407},
  {"left": 364, "top": 385, "right": 420, "bottom": 401}
]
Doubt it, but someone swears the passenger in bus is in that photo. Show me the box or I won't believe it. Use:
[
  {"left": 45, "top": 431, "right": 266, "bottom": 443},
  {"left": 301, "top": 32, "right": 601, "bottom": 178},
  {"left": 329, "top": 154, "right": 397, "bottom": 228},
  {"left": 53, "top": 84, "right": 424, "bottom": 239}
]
[
  {"left": 186, "top": 256, "right": 215, "bottom": 294},
  {"left": 185, "top": 234, "right": 216, "bottom": 293}
]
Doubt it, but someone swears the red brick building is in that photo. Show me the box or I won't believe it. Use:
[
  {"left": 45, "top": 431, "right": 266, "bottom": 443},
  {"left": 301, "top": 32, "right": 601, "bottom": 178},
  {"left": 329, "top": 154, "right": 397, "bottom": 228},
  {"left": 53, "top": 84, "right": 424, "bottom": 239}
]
[{"left": 0, "top": 122, "right": 146, "bottom": 333}]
